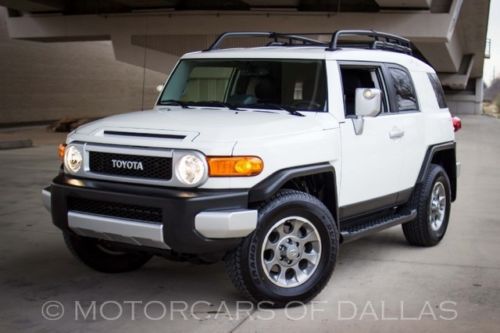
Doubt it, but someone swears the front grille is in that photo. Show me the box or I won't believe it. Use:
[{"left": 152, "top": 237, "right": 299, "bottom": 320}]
[
  {"left": 89, "top": 151, "right": 172, "bottom": 180},
  {"left": 68, "top": 197, "right": 162, "bottom": 223}
]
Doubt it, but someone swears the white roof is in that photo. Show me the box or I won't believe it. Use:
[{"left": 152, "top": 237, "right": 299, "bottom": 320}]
[{"left": 182, "top": 46, "right": 434, "bottom": 72}]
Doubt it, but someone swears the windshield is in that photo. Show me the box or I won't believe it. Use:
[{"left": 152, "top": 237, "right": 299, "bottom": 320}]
[{"left": 158, "top": 59, "right": 327, "bottom": 112}]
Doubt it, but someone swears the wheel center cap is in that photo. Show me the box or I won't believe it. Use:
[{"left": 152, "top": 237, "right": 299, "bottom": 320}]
[
  {"left": 284, "top": 244, "right": 300, "bottom": 260},
  {"left": 277, "top": 237, "right": 302, "bottom": 265}
]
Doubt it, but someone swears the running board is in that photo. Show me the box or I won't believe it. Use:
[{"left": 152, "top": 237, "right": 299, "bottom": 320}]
[{"left": 340, "top": 209, "right": 417, "bottom": 243}]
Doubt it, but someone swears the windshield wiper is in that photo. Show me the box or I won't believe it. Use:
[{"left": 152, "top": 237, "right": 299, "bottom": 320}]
[
  {"left": 190, "top": 101, "right": 240, "bottom": 110},
  {"left": 243, "top": 103, "right": 305, "bottom": 117},
  {"left": 158, "top": 99, "right": 191, "bottom": 108}
]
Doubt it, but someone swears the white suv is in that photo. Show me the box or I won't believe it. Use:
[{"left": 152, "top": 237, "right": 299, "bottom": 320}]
[{"left": 42, "top": 30, "right": 460, "bottom": 307}]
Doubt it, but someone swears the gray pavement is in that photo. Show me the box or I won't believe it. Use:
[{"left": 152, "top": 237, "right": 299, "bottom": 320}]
[{"left": 0, "top": 115, "right": 499, "bottom": 333}]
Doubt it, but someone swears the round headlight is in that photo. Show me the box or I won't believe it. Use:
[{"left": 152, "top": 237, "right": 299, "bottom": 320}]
[
  {"left": 64, "top": 145, "right": 83, "bottom": 173},
  {"left": 176, "top": 154, "right": 205, "bottom": 185}
]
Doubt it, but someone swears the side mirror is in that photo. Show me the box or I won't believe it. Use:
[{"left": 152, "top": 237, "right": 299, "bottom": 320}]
[
  {"left": 355, "top": 88, "right": 382, "bottom": 117},
  {"left": 352, "top": 88, "right": 382, "bottom": 135}
]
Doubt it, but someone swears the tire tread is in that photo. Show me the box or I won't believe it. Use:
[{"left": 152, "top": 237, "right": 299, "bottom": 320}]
[
  {"left": 225, "top": 189, "right": 338, "bottom": 306},
  {"left": 402, "top": 164, "right": 450, "bottom": 247}
]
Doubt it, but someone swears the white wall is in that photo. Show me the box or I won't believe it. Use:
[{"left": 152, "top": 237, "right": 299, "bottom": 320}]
[{"left": 0, "top": 14, "right": 166, "bottom": 125}]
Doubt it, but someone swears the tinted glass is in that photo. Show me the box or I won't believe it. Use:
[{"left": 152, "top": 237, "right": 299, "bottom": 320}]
[
  {"left": 428, "top": 72, "right": 448, "bottom": 109},
  {"left": 340, "top": 67, "right": 386, "bottom": 116},
  {"left": 159, "top": 59, "right": 327, "bottom": 111},
  {"left": 389, "top": 68, "right": 418, "bottom": 111}
]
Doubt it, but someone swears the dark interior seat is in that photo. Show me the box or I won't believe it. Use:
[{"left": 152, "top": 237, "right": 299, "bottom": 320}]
[
  {"left": 254, "top": 77, "right": 279, "bottom": 103},
  {"left": 227, "top": 94, "right": 256, "bottom": 105},
  {"left": 342, "top": 74, "right": 362, "bottom": 116}
]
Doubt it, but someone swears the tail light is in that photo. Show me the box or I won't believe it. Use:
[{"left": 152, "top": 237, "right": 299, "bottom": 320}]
[{"left": 452, "top": 117, "right": 462, "bottom": 132}]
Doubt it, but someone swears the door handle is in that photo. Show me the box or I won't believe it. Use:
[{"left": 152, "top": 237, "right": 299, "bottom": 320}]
[{"left": 389, "top": 128, "right": 405, "bottom": 139}]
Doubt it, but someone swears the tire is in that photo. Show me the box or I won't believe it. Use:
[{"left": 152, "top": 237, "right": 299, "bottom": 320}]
[
  {"left": 63, "top": 233, "right": 153, "bottom": 273},
  {"left": 402, "top": 164, "right": 451, "bottom": 247},
  {"left": 224, "top": 190, "right": 338, "bottom": 308}
]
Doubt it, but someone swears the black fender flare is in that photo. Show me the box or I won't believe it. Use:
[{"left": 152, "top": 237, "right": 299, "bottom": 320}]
[
  {"left": 416, "top": 141, "right": 457, "bottom": 201},
  {"left": 248, "top": 163, "right": 339, "bottom": 223}
]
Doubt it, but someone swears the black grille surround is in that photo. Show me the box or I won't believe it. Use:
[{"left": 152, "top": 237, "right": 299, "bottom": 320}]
[
  {"left": 89, "top": 151, "right": 172, "bottom": 180},
  {"left": 68, "top": 197, "right": 162, "bottom": 223}
]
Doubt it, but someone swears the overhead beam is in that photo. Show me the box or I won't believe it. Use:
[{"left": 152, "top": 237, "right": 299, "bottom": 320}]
[
  {"left": 0, "top": 0, "right": 63, "bottom": 12},
  {"left": 414, "top": 31, "right": 463, "bottom": 72},
  {"left": 375, "top": 0, "right": 431, "bottom": 8},
  {"left": 0, "top": 0, "right": 472, "bottom": 77},
  {"left": 111, "top": 32, "right": 179, "bottom": 74},
  {"left": 4, "top": 9, "right": 460, "bottom": 43},
  {"left": 439, "top": 54, "right": 475, "bottom": 89},
  {"left": 245, "top": 0, "right": 300, "bottom": 7}
]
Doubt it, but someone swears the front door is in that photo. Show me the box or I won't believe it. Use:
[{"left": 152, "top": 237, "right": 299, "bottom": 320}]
[{"left": 337, "top": 64, "right": 405, "bottom": 219}]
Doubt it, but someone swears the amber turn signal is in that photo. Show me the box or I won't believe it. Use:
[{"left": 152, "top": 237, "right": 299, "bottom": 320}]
[
  {"left": 58, "top": 143, "right": 67, "bottom": 162},
  {"left": 207, "top": 156, "right": 263, "bottom": 177}
]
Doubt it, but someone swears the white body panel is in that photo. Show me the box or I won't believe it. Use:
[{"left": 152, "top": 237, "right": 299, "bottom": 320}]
[
  {"left": 65, "top": 46, "right": 455, "bottom": 208},
  {"left": 393, "top": 71, "right": 454, "bottom": 191},
  {"left": 338, "top": 115, "right": 406, "bottom": 207},
  {"left": 68, "top": 108, "right": 339, "bottom": 189}
]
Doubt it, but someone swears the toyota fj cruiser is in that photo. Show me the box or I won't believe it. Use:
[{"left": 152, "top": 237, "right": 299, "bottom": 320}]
[{"left": 42, "top": 30, "right": 461, "bottom": 307}]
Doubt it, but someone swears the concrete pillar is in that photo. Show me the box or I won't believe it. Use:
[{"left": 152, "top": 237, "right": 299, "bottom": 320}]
[
  {"left": 445, "top": 78, "right": 484, "bottom": 115},
  {"left": 475, "top": 77, "right": 484, "bottom": 114}
]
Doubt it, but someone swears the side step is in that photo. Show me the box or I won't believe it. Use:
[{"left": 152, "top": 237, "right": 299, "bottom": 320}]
[{"left": 340, "top": 209, "right": 417, "bottom": 243}]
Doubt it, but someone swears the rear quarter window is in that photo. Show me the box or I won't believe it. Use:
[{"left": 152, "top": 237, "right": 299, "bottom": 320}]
[
  {"left": 427, "top": 72, "right": 448, "bottom": 109},
  {"left": 388, "top": 67, "right": 418, "bottom": 112}
]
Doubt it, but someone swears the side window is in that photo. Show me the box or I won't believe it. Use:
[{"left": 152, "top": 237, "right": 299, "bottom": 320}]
[
  {"left": 389, "top": 67, "right": 418, "bottom": 112},
  {"left": 427, "top": 72, "right": 448, "bottom": 109},
  {"left": 340, "top": 66, "right": 387, "bottom": 117}
]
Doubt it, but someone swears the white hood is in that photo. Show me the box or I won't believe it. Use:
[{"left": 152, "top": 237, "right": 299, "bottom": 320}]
[{"left": 71, "top": 108, "right": 325, "bottom": 146}]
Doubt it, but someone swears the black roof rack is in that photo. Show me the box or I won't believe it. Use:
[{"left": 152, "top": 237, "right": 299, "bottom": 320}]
[
  {"left": 205, "top": 30, "right": 413, "bottom": 56},
  {"left": 204, "top": 31, "right": 326, "bottom": 51},
  {"left": 327, "top": 29, "right": 413, "bottom": 55}
]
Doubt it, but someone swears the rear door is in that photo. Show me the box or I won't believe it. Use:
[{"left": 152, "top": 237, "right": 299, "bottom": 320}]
[{"left": 383, "top": 65, "right": 425, "bottom": 193}]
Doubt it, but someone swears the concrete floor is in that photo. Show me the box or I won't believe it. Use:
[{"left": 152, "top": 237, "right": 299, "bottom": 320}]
[{"left": 0, "top": 115, "right": 499, "bottom": 333}]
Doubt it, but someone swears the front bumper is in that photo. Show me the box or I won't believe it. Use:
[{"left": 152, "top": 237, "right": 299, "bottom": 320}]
[{"left": 43, "top": 174, "right": 257, "bottom": 254}]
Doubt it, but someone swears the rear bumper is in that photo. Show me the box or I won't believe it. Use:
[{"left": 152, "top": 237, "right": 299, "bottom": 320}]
[{"left": 44, "top": 174, "right": 257, "bottom": 254}]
